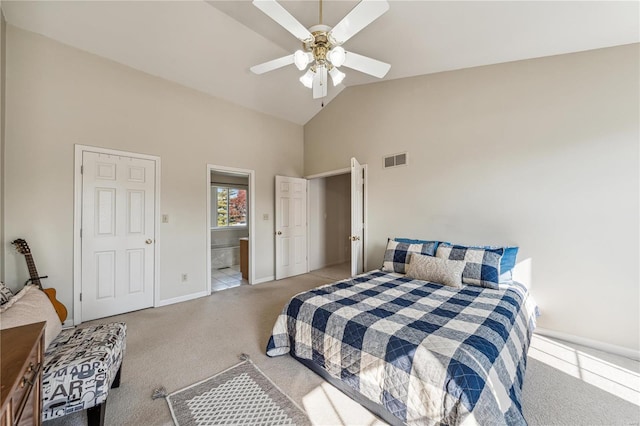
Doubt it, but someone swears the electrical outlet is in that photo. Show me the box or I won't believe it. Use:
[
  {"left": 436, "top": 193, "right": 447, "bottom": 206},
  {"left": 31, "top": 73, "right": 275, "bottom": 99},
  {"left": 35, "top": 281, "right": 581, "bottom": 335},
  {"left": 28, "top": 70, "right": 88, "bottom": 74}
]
[
  {"left": 263, "top": 213, "right": 269, "bottom": 220},
  {"left": 181, "top": 273, "right": 188, "bottom": 282}
]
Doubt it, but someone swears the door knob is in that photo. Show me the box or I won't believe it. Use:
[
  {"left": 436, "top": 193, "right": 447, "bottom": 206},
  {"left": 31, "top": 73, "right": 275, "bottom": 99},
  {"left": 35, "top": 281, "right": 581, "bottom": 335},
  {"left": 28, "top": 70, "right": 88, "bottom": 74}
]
[
  {"left": 145, "top": 239, "right": 153, "bottom": 244},
  {"left": 276, "top": 231, "right": 282, "bottom": 235}
]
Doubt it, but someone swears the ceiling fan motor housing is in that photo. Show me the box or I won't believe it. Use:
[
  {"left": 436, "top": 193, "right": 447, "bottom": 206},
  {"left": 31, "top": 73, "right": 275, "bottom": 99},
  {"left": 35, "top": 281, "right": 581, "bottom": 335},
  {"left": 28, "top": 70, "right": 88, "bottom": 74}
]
[{"left": 305, "top": 24, "right": 334, "bottom": 65}]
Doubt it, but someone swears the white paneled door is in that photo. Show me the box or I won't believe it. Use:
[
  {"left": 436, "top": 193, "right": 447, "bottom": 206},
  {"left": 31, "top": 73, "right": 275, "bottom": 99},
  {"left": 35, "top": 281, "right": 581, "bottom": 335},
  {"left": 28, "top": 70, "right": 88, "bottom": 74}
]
[
  {"left": 350, "top": 158, "right": 364, "bottom": 276},
  {"left": 275, "top": 176, "right": 308, "bottom": 280},
  {"left": 81, "top": 151, "right": 156, "bottom": 321}
]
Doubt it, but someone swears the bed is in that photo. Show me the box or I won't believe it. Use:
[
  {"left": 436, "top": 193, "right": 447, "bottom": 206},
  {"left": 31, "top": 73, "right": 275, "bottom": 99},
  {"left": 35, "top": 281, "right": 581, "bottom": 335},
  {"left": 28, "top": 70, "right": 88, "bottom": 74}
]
[{"left": 267, "top": 269, "right": 538, "bottom": 425}]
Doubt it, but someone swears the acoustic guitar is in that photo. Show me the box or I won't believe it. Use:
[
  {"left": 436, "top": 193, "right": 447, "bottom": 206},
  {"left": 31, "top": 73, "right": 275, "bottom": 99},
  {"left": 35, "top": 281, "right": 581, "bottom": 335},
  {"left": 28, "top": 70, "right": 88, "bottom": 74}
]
[{"left": 12, "top": 238, "right": 68, "bottom": 324}]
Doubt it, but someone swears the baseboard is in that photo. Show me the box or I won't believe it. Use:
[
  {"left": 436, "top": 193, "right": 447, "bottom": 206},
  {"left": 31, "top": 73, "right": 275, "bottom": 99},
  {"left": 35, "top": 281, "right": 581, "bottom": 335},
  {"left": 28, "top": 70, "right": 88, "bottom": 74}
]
[
  {"left": 316, "top": 260, "right": 350, "bottom": 269},
  {"left": 252, "top": 276, "right": 275, "bottom": 285},
  {"left": 155, "top": 290, "right": 209, "bottom": 307},
  {"left": 534, "top": 327, "right": 640, "bottom": 361}
]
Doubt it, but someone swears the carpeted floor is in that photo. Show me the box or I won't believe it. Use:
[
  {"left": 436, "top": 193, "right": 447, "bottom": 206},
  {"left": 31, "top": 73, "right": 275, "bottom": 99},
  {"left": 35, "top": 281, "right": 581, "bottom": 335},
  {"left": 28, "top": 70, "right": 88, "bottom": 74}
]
[{"left": 45, "top": 263, "right": 640, "bottom": 425}]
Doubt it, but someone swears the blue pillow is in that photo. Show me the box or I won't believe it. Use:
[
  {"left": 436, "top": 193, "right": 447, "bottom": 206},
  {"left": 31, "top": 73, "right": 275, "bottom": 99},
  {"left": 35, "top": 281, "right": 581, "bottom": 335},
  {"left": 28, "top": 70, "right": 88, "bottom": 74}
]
[
  {"left": 382, "top": 238, "right": 438, "bottom": 274},
  {"left": 500, "top": 246, "right": 519, "bottom": 271},
  {"left": 499, "top": 246, "right": 519, "bottom": 281},
  {"left": 436, "top": 243, "right": 504, "bottom": 289}
]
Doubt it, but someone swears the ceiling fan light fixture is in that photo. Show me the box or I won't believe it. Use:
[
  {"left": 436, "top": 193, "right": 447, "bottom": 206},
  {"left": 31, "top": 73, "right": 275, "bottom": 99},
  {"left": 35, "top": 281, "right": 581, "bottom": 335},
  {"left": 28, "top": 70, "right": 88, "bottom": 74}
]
[
  {"left": 300, "top": 68, "right": 315, "bottom": 88},
  {"left": 250, "top": 0, "right": 391, "bottom": 100},
  {"left": 294, "top": 49, "right": 311, "bottom": 71},
  {"left": 327, "top": 46, "right": 346, "bottom": 67},
  {"left": 329, "top": 67, "right": 345, "bottom": 86}
]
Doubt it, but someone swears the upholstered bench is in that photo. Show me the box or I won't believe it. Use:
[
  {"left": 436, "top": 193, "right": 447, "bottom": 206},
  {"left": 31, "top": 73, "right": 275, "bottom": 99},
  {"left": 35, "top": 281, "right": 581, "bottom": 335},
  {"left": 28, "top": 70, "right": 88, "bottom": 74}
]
[
  {"left": 42, "top": 322, "right": 126, "bottom": 425},
  {"left": 0, "top": 284, "right": 126, "bottom": 426}
]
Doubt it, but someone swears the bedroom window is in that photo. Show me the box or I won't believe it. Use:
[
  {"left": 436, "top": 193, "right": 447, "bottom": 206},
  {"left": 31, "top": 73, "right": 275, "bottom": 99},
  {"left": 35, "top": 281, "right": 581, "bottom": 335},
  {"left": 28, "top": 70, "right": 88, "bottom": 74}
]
[{"left": 214, "top": 186, "right": 247, "bottom": 228}]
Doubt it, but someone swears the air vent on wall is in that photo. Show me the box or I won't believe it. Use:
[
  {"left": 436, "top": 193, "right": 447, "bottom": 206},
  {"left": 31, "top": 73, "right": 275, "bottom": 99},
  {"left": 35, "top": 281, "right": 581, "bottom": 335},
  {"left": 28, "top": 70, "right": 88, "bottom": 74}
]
[{"left": 383, "top": 152, "right": 408, "bottom": 169}]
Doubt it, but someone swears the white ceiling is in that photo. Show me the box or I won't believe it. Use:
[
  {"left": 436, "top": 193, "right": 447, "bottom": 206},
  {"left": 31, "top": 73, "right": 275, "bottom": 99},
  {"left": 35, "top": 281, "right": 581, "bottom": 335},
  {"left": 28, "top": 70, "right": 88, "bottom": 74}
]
[{"left": 3, "top": 1, "right": 639, "bottom": 125}]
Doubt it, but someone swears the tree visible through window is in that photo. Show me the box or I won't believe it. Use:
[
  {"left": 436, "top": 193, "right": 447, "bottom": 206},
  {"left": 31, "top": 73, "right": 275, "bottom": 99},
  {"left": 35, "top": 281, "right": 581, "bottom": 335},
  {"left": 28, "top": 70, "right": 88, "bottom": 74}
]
[{"left": 216, "top": 187, "right": 247, "bottom": 227}]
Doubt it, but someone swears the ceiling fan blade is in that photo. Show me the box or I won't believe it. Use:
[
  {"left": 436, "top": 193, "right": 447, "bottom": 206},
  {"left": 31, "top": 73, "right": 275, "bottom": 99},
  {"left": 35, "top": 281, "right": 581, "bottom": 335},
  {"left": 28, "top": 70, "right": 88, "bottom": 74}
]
[
  {"left": 329, "top": 0, "right": 389, "bottom": 45},
  {"left": 342, "top": 51, "right": 390, "bottom": 78},
  {"left": 253, "top": 0, "right": 313, "bottom": 42},
  {"left": 250, "top": 55, "right": 294, "bottom": 74},
  {"left": 312, "top": 66, "right": 328, "bottom": 99}
]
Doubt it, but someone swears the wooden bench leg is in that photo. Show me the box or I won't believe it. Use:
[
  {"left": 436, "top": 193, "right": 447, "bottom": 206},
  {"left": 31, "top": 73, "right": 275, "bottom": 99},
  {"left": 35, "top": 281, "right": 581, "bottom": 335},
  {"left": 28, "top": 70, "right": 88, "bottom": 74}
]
[
  {"left": 86, "top": 364, "right": 120, "bottom": 425},
  {"left": 87, "top": 400, "right": 106, "bottom": 426},
  {"left": 111, "top": 365, "right": 122, "bottom": 389}
]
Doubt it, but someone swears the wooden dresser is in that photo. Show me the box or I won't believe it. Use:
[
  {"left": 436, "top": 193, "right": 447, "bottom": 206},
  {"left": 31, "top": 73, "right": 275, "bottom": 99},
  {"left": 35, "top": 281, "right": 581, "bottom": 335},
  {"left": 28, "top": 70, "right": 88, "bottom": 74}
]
[{"left": 1, "top": 322, "right": 45, "bottom": 426}]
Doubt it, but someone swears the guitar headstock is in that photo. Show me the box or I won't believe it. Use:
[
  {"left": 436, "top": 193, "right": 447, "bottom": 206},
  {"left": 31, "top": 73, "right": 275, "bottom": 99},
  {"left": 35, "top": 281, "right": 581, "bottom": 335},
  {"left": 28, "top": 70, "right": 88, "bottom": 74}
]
[{"left": 11, "top": 239, "right": 31, "bottom": 254}]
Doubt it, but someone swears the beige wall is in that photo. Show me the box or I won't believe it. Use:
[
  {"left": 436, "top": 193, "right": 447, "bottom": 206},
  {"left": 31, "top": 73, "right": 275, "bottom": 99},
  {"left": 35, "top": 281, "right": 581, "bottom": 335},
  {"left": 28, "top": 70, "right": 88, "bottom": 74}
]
[
  {"left": 3, "top": 26, "right": 303, "bottom": 316},
  {"left": 305, "top": 44, "right": 640, "bottom": 351},
  {"left": 0, "top": 7, "right": 5, "bottom": 281}
]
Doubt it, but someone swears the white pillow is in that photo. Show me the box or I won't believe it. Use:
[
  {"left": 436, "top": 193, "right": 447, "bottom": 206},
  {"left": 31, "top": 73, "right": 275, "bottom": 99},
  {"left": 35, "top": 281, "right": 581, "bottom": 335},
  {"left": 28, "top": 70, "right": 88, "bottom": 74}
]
[
  {"left": 405, "top": 253, "right": 466, "bottom": 289},
  {"left": 0, "top": 285, "right": 62, "bottom": 349}
]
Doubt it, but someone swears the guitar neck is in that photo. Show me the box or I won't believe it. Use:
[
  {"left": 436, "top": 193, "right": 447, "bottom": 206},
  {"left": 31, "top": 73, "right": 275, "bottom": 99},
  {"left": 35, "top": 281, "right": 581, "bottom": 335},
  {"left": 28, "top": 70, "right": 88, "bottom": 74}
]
[{"left": 24, "top": 253, "right": 42, "bottom": 289}]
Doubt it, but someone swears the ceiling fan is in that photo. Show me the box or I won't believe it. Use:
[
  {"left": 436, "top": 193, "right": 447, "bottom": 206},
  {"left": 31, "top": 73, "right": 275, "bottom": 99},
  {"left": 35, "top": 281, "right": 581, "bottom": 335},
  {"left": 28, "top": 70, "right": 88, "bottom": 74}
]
[{"left": 250, "top": 0, "right": 391, "bottom": 99}]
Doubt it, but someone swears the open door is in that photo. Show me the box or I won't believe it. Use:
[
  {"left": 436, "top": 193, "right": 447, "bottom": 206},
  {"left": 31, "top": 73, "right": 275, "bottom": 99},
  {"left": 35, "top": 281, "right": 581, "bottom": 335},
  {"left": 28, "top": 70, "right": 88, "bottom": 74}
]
[
  {"left": 275, "top": 176, "right": 308, "bottom": 280},
  {"left": 350, "top": 158, "right": 364, "bottom": 276}
]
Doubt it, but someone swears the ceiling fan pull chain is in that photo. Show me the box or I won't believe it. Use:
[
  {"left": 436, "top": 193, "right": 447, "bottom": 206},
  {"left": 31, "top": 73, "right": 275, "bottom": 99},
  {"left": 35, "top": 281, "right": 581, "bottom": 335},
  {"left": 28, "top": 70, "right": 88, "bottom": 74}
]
[{"left": 319, "top": 0, "right": 323, "bottom": 25}]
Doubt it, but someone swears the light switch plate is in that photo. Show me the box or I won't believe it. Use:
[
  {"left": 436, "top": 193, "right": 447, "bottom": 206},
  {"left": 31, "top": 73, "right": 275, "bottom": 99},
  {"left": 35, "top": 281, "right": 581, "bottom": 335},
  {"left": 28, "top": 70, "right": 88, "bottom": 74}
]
[{"left": 162, "top": 214, "right": 169, "bottom": 223}]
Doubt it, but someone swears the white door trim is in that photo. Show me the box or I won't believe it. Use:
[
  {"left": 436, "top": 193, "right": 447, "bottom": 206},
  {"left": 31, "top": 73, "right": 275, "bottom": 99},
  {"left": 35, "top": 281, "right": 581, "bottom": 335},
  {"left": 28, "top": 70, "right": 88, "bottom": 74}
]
[
  {"left": 305, "top": 167, "right": 350, "bottom": 180},
  {"left": 351, "top": 158, "right": 364, "bottom": 276},
  {"left": 73, "top": 144, "right": 161, "bottom": 326},
  {"left": 206, "top": 164, "right": 255, "bottom": 292},
  {"left": 362, "top": 164, "right": 368, "bottom": 272}
]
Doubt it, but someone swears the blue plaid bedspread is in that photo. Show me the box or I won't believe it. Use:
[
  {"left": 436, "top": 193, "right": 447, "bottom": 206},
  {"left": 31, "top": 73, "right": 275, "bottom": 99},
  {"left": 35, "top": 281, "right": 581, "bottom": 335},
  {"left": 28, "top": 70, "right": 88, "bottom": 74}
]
[{"left": 267, "top": 270, "right": 538, "bottom": 425}]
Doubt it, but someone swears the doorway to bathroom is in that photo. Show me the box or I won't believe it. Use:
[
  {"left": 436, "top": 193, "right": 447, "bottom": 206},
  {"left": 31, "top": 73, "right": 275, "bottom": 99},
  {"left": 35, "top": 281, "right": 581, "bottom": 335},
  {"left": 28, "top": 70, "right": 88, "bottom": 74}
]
[{"left": 206, "top": 165, "right": 255, "bottom": 292}]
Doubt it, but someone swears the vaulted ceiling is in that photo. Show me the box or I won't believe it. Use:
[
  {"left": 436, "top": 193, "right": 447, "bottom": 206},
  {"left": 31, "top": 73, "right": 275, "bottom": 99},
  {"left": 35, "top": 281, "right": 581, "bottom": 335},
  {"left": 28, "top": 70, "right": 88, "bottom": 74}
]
[{"left": 3, "top": 1, "right": 638, "bottom": 125}]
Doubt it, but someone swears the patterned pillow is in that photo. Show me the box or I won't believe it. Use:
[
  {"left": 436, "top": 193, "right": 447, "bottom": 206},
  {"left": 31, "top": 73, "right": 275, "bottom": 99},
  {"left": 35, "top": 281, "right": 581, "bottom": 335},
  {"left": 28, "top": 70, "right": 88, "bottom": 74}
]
[
  {"left": 436, "top": 243, "right": 504, "bottom": 289},
  {"left": 444, "top": 244, "right": 519, "bottom": 282},
  {"left": 382, "top": 238, "right": 438, "bottom": 274},
  {"left": 394, "top": 238, "right": 440, "bottom": 252},
  {"left": 405, "top": 253, "right": 465, "bottom": 288},
  {"left": 0, "top": 282, "right": 13, "bottom": 305}
]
